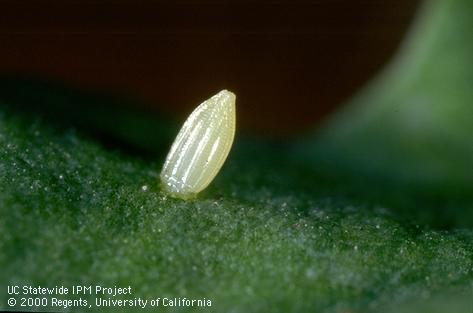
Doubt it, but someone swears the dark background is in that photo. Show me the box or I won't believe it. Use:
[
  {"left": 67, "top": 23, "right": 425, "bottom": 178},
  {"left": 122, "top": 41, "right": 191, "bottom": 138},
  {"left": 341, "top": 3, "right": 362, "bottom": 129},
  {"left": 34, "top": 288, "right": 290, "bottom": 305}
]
[{"left": 0, "top": 0, "right": 420, "bottom": 135}]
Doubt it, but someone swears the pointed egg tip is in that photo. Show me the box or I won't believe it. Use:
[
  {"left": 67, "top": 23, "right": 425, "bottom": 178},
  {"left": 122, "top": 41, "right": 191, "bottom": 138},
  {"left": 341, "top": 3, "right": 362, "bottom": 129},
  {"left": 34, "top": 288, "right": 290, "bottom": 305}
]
[
  {"left": 220, "top": 89, "right": 235, "bottom": 97},
  {"left": 214, "top": 89, "right": 236, "bottom": 106}
]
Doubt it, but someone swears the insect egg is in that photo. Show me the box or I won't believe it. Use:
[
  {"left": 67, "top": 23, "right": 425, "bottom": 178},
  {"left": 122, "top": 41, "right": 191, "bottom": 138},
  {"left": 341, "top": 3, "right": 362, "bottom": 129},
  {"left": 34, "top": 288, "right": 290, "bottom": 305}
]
[{"left": 160, "top": 90, "right": 236, "bottom": 199}]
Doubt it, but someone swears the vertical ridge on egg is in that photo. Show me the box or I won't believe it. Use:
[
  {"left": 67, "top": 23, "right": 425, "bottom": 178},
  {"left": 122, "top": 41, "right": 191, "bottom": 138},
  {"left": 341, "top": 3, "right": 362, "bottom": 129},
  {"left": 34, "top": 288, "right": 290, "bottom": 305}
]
[{"left": 160, "top": 90, "right": 236, "bottom": 199}]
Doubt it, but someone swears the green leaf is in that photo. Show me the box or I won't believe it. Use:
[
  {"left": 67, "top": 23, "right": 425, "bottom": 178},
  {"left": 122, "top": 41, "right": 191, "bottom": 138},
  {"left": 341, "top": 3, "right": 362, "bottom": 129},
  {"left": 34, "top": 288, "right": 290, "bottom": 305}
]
[{"left": 1, "top": 1, "right": 473, "bottom": 312}]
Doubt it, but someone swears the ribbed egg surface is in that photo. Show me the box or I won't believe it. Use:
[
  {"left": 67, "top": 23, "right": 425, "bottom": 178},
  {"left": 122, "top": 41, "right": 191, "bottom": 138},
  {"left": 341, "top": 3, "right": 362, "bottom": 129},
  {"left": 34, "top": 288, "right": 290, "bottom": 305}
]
[{"left": 160, "top": 90, "right": 236, "bottom": 199}]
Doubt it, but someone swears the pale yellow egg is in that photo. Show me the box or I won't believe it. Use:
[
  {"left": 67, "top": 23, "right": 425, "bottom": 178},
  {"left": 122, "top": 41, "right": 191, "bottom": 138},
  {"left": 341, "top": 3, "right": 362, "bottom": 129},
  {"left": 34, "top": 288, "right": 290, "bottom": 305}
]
[{"left": 160, "top": 90, "right": 236, "bottom": 199}]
